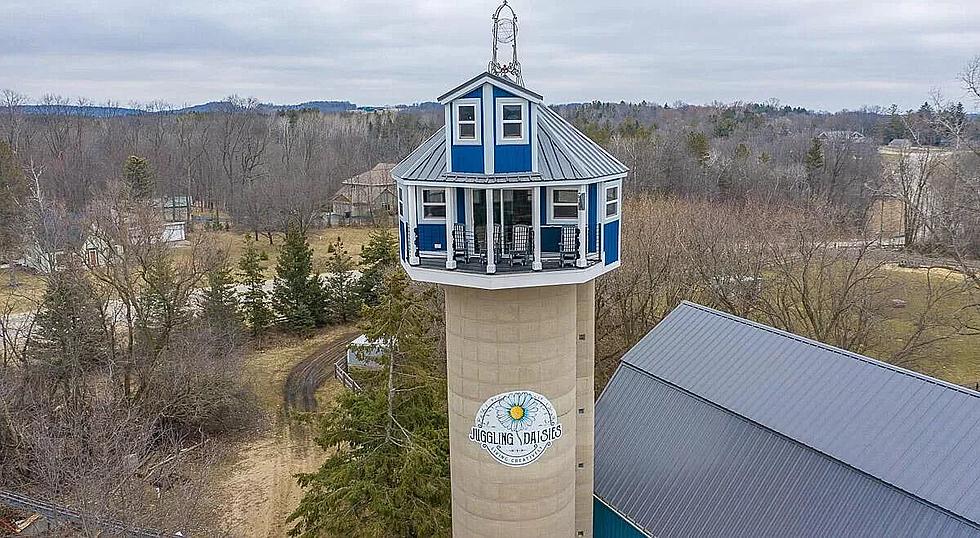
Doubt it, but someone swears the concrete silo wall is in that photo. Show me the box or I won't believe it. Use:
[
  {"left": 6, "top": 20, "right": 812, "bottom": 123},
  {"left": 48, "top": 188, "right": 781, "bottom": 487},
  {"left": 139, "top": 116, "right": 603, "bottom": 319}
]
[{"left": 445, "top": 282, "right": 595, "bottom": 537}]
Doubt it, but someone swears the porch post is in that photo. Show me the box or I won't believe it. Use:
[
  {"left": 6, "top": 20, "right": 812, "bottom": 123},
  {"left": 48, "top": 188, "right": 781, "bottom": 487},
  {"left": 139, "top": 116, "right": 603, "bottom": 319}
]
[
  {"left": 531, "top": 186, "right": 542, "bottom": 271},
  {"left": 576, "top": 184, "right": 587, "bottom": 268},
  {"left": 406, "top": 185, "right": 420, "bottom": 265},
  {"left": 445, "top": 187, "right": 457, "bottom": 269},
  {"left": 485, "top": 188, "right": 496, "bottom": 274}
]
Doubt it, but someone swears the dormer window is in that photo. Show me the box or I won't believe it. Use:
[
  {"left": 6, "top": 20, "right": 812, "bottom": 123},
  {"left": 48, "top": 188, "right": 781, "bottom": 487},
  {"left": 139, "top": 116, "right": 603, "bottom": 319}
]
[
  {"left": 496, "top": 98, "right": 528, "bottom": 144},
  {"left": 453, "top": 99, "right": 481, "bottom": 145}
]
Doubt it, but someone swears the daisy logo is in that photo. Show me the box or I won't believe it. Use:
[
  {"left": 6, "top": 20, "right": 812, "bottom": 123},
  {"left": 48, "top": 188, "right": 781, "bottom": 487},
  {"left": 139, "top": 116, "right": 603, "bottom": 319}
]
[{"left": 469, "top": 390, "right": 562, "bottom": 467}]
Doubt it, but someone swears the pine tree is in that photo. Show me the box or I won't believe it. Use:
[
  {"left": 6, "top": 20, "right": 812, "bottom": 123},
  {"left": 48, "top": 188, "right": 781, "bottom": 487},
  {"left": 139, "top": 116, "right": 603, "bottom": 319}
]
[
  {"left": 323, "top": 237, "right": 361, "bottom": 323},
  {"left": 238, "top": 236, "right": 272, "bottom": 335},
  {"left": 32, "top": 263, "right": 108, "bottom": 394},
  {"left": 358, "top": 228, "right": 399, "bottom": 306},
  {"left": 804, "top": 137, "right": 824, "bottom": 177},
  {"left": 200, "top": 262, "right": 242, "bottom": 332},
  {"left": 686, "top": 131, "right": 710, "bottom": 166},
  {"left": 272, "top": 227, "right": 324, "bottom": 333},
  {"left": 289, "top": 271, "right": 450, "bottom": 537},
  {"left": 123, "top": 155, "right": 153, "bottom": 199},
  {"left": 0, "top": 141, "right": 29, "bottom": 283}
]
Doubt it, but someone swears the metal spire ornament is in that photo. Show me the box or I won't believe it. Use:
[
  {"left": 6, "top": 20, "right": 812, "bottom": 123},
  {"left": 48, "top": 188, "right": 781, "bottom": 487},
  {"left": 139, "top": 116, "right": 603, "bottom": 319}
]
[{"left": 489, "top": 1, "right": 524, "bottom": 86}]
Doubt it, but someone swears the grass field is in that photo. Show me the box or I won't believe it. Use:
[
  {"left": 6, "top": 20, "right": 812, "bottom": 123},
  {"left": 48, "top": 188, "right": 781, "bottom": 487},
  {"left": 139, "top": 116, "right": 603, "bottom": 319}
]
[{"left": 872, "top": 265, "right": 980, "bottom": 387}]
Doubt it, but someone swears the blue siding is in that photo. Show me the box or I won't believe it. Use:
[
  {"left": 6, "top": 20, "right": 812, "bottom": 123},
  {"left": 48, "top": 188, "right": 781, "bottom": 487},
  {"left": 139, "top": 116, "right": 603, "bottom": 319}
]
[
  {"left": 495, "top": 144, "right": 531, "bottom": 172},
  {"left": 594, "top": 498, "right": 648, "bottom": 538},
  {"left": 451, "top": 145, "right": 484, "bottom": 173},
  {"left": 541, "top": 226, "right": 561, "bottom": 252},
  {"left": 588, "top": 183, "right": 598, "bottom": 253},
  {"left": 539, "top": 187, "right": 548, "bottom": 224},
  {"left": 416, "top": 223, "right": 447, "bottom": 251},
  {"left": 462, "top": 88, "right": 482, "bottom": 99},
  {"left": 492, "top": 87, "right": 517, "bottom": 98},
  {"left": 604, "top": 219, "right": 620, "bottom": 264},
  {"left": 455, "top": 188, "right": 466, "bottom": 224}
]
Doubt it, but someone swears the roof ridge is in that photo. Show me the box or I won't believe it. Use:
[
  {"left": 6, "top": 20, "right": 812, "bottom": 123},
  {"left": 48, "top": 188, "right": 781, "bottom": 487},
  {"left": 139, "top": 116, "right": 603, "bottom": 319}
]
[
  {"left": 536, "top": 104, "right": 628, "bottom": 174},
  {"left": 618, "top": 361, "right": 980, "bottom": 529},
  {"left": 669, "top": 301, "right": 980, "bottom": 399}
]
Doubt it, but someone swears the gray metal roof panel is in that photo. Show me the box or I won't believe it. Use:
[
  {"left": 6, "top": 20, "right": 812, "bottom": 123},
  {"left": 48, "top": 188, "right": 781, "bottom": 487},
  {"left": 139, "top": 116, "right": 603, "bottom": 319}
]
[
  {"left": 604, "top": 301, "right": 980, "bottom": 528},
  {"left": 595, "top": 364, "right": 980, "bottom": 538}
]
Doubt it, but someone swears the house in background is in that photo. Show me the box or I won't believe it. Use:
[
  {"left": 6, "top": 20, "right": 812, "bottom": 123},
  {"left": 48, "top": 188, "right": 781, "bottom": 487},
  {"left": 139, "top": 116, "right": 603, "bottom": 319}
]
[
  {"left": 329, "top": 163, "right": 397, "bottom": 225},
  {"left": 159, "top": 195, "right": 193, "bottom": 222},
  {"left": 817, "top": 130, "right": 866, "bottom": 143}
]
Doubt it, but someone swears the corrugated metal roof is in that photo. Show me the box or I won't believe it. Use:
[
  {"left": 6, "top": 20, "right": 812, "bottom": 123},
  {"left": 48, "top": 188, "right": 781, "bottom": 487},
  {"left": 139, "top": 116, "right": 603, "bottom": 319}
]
[
  {"left": 595, "top": 301, "right": 980, "bottom": 537},
  {"left": 391, "top": 104, "right": 628, "bottom": 183}
]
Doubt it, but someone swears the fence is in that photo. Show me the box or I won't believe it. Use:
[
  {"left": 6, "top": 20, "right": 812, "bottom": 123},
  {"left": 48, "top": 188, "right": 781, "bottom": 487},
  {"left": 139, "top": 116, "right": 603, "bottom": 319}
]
[
  {"left": 0, "top": 489, "right": 177, "bottom": 537},
  {"left": 334, "top": 356, "right": 361, "bottom": 391}
]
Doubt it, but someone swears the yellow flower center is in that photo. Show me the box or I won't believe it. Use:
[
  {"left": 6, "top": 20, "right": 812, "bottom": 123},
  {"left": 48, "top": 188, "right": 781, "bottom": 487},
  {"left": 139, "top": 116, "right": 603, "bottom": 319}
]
[{"left": 509, "top": 405, "right": 525, "bottom": 421}]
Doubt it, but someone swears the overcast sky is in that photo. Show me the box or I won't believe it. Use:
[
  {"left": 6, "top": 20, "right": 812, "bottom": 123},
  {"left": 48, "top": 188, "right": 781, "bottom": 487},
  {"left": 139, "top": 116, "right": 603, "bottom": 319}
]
[{"left": 3, "top": 0, "right": 979, "bottom": 111}]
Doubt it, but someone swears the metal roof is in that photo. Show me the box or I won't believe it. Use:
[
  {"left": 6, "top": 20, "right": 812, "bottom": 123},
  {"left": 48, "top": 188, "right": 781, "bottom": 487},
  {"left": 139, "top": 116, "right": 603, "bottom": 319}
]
[
  {"left": 391, "top": 104, "right": 628, "bottom": 183},
  {"left": 595, "top": 301, "right": 980, "bottom": 537}
]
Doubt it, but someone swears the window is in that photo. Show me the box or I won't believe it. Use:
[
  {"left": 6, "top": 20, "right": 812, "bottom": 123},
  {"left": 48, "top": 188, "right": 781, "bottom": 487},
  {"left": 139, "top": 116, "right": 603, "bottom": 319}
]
[
  {"left": 551, "top": 189, "right": 579, "bottom": 221},
  {"left": 452, "top": 99, "right": 481, "bottom": 145},
  {"left": 397, "top": 187, "right": 404, "bottom": 217},
  {"left": 605, "top": 184, "right": 620, "bottom": 218},
  {"left": 496, "top": 98, "right": 528, "bottom": 144},
  {"left": 421, "top": 189, "right": 446, "bottom": 220}
]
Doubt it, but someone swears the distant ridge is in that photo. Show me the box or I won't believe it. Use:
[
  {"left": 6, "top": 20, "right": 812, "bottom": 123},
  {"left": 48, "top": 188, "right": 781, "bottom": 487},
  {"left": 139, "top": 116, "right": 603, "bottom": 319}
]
[{"left": 14, "top": 100, "right": 441, "bottom": 117}]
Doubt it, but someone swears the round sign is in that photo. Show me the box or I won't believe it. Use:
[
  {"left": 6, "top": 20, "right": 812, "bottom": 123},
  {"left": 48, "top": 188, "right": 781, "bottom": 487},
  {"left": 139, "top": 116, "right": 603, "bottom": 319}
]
[{"left": 469, "top": 390, "right": 562, "bottom": 467}]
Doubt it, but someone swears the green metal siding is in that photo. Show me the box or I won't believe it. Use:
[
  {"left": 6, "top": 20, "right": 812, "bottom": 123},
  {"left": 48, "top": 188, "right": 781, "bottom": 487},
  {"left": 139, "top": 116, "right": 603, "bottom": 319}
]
[{"left": 594, "top": 497, "right": 648, "bottom": 538}]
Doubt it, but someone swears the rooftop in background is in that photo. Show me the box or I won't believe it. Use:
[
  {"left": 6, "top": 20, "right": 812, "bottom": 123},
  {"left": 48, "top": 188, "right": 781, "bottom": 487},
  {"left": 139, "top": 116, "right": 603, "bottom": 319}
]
[{"left": 595, "top": 302, "right": 980, "bottom": 538}]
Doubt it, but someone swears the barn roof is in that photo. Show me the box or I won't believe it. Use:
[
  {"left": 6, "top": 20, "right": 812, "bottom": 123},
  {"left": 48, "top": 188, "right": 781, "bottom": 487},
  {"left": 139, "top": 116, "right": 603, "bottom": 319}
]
[
  {"left": 390, "top": 104, "right": 627, "bottom": 183},
  {"left": 595, "top": 302, "right": 980, "bottom": 538}
]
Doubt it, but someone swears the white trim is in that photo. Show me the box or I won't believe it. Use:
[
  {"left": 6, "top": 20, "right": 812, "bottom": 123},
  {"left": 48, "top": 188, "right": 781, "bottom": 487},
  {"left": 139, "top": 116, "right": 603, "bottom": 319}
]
[
  {"left": 548, "top": 186, "right": 580, "bottom": 223},
  {"left": 445, "top": 187, "right": 456, "bottom": 270},
  {"left": 401, "top": 258, "right": 619, "bottom": 290},
  {"left": 438, "top": 74, "right": 544, "bottom": 105},
  {"left": 401, "top": 173, "right": 629, "bottom": 190},
  {"left": 603, "top": 182, "right": 621, "bottom": 221},
  {"left": 418, "top": 187, "right": 448, "bottom": 223},
  {"left": 577, "top": 184, "right": 588, "bottom": 268},
  {"left": 443, "top": 104, "right": 453, "bottom": 172},
  {"left": 485, "top": 188, "right": 495, "bottom": 273},
  {"left": 406, "top": 185, "right": 419, "bottom": 265},
  {"left": 452, "top": 98, "right": 481, "bottom": 146},
  {"left": 482, "top": 84, "right": 494, "bottom": 174},
  {"left": 531, "top": 187, "right": 542, "bottom": 271},
  {"left": 530, "top": 103, "right": 539, "bottom": 172},
  {"left": 495, "top": 97, "right": 528, "bottom": 145}
]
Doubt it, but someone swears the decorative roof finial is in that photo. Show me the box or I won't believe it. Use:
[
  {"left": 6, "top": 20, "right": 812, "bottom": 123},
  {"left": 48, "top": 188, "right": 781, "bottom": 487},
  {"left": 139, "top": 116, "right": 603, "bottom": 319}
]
[{"left": 489, "top": 0, "right": 524, "bottom": 86}]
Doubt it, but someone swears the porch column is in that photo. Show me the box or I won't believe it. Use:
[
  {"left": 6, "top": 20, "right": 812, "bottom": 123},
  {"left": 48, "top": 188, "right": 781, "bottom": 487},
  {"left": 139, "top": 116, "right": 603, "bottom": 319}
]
[
  {"left": 576, "top": 184, "right": 587, "bottom": 268},
  {"left": 531, "top": 186, "right": 542, "bottom": 271},
  {"left": 445, "top": 187, "right": 457, "bottom": 269},
  {"left": 406, "top": 185, "right": 420, "bottom": 265},
  {"left": 485, "top": 188, "right": 496, "bottom": 274}
]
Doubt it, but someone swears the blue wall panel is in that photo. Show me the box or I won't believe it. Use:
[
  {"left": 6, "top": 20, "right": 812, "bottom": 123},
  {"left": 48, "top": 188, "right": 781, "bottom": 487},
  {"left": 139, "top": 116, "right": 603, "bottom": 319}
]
[
  {"left": 417, "top": 223, "right": 447, "bottom": 251},
  {"left": 604, "top": 219, "right": 620, "bottom": 265},
  {"left": 541, "top": 226, "right": 561, "bottom": 252},
  {"left": 492, "top": 87, "right": 517, "bottom": 98},
  {"left": 451, "top": 145, "right": 484, "bottom": 173},
  {"left": 588, "top": 183, "right": 598, "bottom": 253},
  {"left": 594, "top": 498, "right": 648, "bottom": 538},
  {"left": 539, "top": 187, "right": 548, "bottom": 224},
  {"left": 456, "top": 189, "right": 466, "bottom": 224},
  {"left": 463, "top": 88, "right": 482, "bottom": 99},
  {"left": 495, "top": 144, "right": 531, "bottom": 172}
]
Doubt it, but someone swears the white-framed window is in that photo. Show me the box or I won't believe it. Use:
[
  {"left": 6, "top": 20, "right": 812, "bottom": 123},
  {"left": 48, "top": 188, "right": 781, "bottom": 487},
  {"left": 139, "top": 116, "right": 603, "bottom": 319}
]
[
  {"left": 397, "top": 187, "right": 404, "bottom": 218},
  {"left": 452, "top": 99, "right": 481, "bottom": 145},
  {"left": 549, "top": 188, "right": 579, "bottom": 222},
  {"left": 420, "top": 188, "right": 447, "bottom": 221},
  {"left": 495, "top": 98, "right": 528, "bottom": 144},
  {"left": 604, "top": 184, "right": 620, "bottom": 219}
]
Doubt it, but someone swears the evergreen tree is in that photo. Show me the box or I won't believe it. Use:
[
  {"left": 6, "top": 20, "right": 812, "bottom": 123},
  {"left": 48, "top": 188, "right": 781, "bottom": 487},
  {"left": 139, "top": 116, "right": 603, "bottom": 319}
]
[
  {"left": 123, "top": 155, "right": 153, "bottom": 199},
  {"left": 289, "top": 271, "right": 450, "bottom": 537},
  {"left": 0, "top": 141, "right": 29, "bottom": 280},
  {"left": 32, "top": 263, "right": 108, "bottom": 394},
  {"left": 686, "top": 131, "right": 710, "bottom": 166},
  {"left": 323, "top": 237, "right": 362, "bottom": 323},
  {"left": 272, "top": 227, "right": 324, "bottom": 333},
  {"left": 238, "top": 236, "right": 272, "bottom": 335},
  {"left": 804, "top": 137, "right": 824, "bottom": 177},
  {"left": 358, "top": 228, "right": 398, "bottom": 306},
  {"left": 200, "top": 262, "right": 242, "bottom": 332}
]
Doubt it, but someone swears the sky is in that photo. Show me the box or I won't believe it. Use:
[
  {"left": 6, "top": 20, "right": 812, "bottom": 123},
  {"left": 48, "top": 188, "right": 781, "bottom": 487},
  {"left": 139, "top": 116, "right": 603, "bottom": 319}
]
[{"left": 2, "top": 0, "right": 979, "bottom": 112}]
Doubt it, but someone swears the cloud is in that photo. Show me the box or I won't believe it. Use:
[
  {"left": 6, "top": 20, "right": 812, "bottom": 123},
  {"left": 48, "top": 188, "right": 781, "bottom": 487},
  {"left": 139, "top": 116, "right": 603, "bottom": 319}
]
[{"left": 1, "top": 0, "right": 978, "bottom": 111}]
